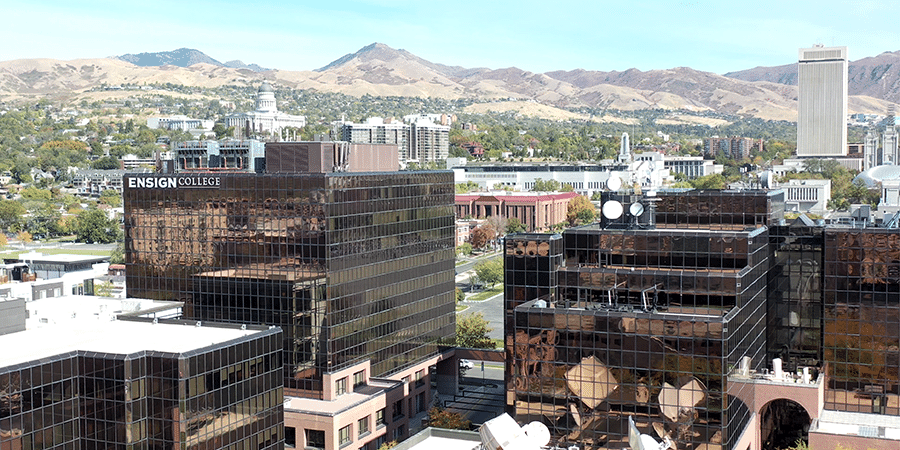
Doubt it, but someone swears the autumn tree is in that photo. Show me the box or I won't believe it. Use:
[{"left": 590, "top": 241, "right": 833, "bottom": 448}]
[
  {"left": 456, "top": 313, "right": 494, "bottom": 349},
  {"left": 567, "top": 195, "right": 597, "bottom": 225},
  {"left": 469, "top": 225, "right": 495, "bottom": 249},
  {"left": 426, "top": 407, "right": 471, "bottom": 430}
]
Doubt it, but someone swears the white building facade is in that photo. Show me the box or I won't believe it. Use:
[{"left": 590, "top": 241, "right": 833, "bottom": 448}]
[
  {"left": 224, "top": 83, "right": 306, "bottom": 139},
  {"left": 797, "top": 46, "right": 848, "bottom": 157}
]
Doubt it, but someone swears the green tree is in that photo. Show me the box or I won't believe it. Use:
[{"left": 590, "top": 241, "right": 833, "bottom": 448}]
[
  {"left": 456, "top": 313, "right": 494, "bottom": 349},
  {"left": 20, "top": 186, "right": 51, "bottom": 201},
  {"left": 99, "top": 189, "right": 123, "bottom": 207},
  {"left": 457, "top": 242, "right": 473, "bottom": 256},
  {"left": 690, "top": 173, "right": 727, "bottom": 189},
  {"left": 567, "top": 195, "right": 597, "bottom": 225},
  {"left": 531, "top": 178, "right": 561, "bottom": 192},
  {"left": 506, "top": 217, "right": 526, "bottom": 234},
  {"left": 426, "top": 407, "right": 471, "bottom": 430},
  {"left": 473, "top": 259, "right": 503, "bottom": 288},
  {"left": 92, "top": 156, "right": 121, "bottom": 170},
  {"left": 110, "top": 241, "right": 125, "bottom": 264},
  {"left": 455, "top": 287, "right": 465, "bottom": 303},
  {"left": 0, "top": 199, "right": 26, "bottom": 231},
  {"left": 72, "top": 209, "right": 121, "bottom": 244},
  {"left": 95, "top": 281, "right": 114, "bottom": 297},
  {"left": 455, "top": 181, "right": 479, "bottom": 194},
  {"left": 212, "top": 123, "right": 234, "bottom": 139}
]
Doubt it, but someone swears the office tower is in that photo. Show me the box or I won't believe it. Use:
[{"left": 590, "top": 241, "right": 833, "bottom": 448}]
[
  {"left": 0, "top": 319, "right": 283, "bottom": 450},
  {"left": 864, "top": 130, "right": 879, "bottom": 169},
  {"left": 884, "top": 126, "right": 898, "bottom": 165},
  {"left": 504, "top": 190, "right": 900, "bottom": 449},
  {"left": 123, "top": 145, "right": 456, "bottom": 448},
  {"left": 124, "top": 170, "right": 455, "bottom": 394},
  {"left": 797, "top": 46, "right": 848, "bottom": 157}
]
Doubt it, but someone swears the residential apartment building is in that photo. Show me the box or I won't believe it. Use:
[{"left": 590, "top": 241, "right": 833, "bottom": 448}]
[
  {"left": 123, "top": 144, "right": 457, "bottom": 450},
  {"left": 703, "top": 137, "right": 758, "bottom": 160},
  {"left": 337, "top": 117, "right": 449, "bottom": 165}
]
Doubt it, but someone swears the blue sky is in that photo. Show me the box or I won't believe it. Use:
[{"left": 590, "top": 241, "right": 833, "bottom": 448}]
[{"left": 4, "top": 0, "right": 899, "bottom": 74}]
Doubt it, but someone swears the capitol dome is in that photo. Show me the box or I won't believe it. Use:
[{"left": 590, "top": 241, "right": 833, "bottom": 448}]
[
  {"left": 854, "top": 165, "right": 900, "bottom": 187},
  {"left": 258, "top": 82, "right": 274, "bottom": 93}
]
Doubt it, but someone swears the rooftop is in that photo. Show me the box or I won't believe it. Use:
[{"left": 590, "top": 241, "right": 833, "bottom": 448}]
[{"left": 0, "top": 320, "right": 264, "bottom": 369}]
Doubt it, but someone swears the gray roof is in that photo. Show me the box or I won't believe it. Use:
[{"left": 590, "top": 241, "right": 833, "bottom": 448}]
[{"left": 854, "top": 165, "right": 900, "bottom": 187}]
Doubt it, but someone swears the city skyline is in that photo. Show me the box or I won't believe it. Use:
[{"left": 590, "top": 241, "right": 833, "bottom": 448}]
[{"left": 5, "top": 0, "right": 899, "bottom": 75}]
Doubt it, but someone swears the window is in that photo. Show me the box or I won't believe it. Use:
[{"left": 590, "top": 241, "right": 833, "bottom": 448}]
[
  {"left": 376, "top": 408, "right": 386, "bottom": 427},
  {"left": 393, "top": 425, "right": 405, "bottom": 441},
  {"left": 353, "top": 370, "right": 365, "bottom": 388},
  {"left": 415, "top": 392, "right": 425, "bottom": 414},
  {"left": 357, "top": 416, "right": 370, "bottom": 438},
  {"left": 305, "top": 429, "right": 325, "bottom": 449},
  {"left": 285, "top": 427, "right": 296, "bottom": 448},
  {"left": 335, "top": 376, "right": 347, "bottom": 396},
  {"left": 392, "top": 399, "right": 403, "bottom": 419},
  {"left": 339, "top": 425, "right": 351, "bottom": 446},
  {"left": 415, "top": 369, "right": 424, "bottom": 387}
]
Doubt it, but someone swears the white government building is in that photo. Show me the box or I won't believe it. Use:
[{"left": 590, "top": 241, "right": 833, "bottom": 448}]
[{"left": 224, "top": 83, "right": 306, "bottom": 139}]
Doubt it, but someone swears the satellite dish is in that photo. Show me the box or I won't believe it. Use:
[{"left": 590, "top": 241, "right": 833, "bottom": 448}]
[
  {"left": 607, "top": 175, "right": 622, "bottom": 191},
  {"left": 602, "top": 200, "right": 624, "bottom": 220},
  {"left": 630, "top": 202, "right": 645, "bottom": 217},
  {"left": 522, "top": 422, "right": 551, "bottom": 447}
]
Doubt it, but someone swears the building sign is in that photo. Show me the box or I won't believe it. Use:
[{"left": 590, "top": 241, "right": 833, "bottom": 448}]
[{"left": 127, "top": 176, "right": 221, "bottom": 189}]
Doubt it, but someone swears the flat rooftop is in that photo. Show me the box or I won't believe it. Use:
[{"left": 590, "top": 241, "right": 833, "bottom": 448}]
[
  {"left": 0, "top": 320, "right": 262, "bottom": 369},
  {"left": 10, "top": 252, "right": 108, "bottom": 264}
]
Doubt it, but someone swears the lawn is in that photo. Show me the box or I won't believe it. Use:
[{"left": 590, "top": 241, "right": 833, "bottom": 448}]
[{"left": 467, "top": 285, "right": 502, "bottom": 302}]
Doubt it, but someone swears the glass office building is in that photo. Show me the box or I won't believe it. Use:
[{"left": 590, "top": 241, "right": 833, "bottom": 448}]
[
  {"left": 0, "top": 319, "right": 283, "bottom": 450},
  {"left": 123, "top": 171, "right": 456, "bottom": 398},
  {"left": 505, "top": 189, "right": 900, "bottom": 449}
]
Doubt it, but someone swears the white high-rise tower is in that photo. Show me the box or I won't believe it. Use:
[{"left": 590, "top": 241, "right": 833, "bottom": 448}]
[
  {"left": 618, "top": 132, "right": 631, "bottom": 163},
  {"left": 797, "top": 46, "right": 848, "bottom": 157}
]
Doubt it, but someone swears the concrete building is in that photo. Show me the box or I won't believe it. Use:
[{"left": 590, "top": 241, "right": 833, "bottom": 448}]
[
  {"left": 123, "top": 155, "right": 457, "bottom": 449},
  {"left": 449, "top": 158, "right": 671, "bottom": 198},
  {"left": 664, "top": 156, "right": 723, "bottom": 179},
  {"left": 223, "top": 83, "right": 306, "bottom": 140},
  {"left": 780, "top": 178, "right": 832, "bottom": 214},
  {"left": 704, "top": 137, "right": 759, "bottom": 160},
  {"left": 503, "top": 189, "right": 900, "bottom": 450},
  {"left": 797, "top": 46, "right": 848, "bottom": 157}
]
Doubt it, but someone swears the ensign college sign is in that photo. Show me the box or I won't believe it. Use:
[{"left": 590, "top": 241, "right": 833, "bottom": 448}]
[{"left": 127, "top": 176, "right": 222, "bottom": 189}]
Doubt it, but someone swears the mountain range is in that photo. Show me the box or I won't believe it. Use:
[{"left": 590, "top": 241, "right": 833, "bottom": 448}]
[{"left": 1, "top": 43, "right": 898, "bottom": 122}]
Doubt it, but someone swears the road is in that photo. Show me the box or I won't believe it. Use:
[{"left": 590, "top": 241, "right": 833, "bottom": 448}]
[{"left": 456, "top": 252, "right": 504, "bottom": 341}]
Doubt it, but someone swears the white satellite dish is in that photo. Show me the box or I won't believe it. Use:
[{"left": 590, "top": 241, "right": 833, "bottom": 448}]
[
  {"left": 602, "top": 200, "right": 624, "bottom": 220},
  {"left": 607, "top": 175, "right": 622, "bottom": 191},
  {"left": 630, "top": 202, "right": 645, "bottom": 217},
  {"left": 522, "top": 422, "right": 551, "bottom": 447}
]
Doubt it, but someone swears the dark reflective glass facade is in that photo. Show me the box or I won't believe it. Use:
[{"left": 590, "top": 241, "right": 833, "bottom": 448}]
[
  {"left": 505, "top": 191, "right": 774, "bottom": 449},
  {"left": 0, "top": 323, "right": 282, "bottom": 450},
  {"left": 823, "top": 228, "right": 900, "bottom": 415},
  {"left": 123, "top": 172, "right": 456, "bottom": 397},
  {"left": 505, "top": 189, "right": 900, "bottom": 449}
]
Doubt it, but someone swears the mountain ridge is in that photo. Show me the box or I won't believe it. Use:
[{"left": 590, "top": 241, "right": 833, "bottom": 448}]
[{"left": 0, "top": 43, "right": 897, "bottom": 122}]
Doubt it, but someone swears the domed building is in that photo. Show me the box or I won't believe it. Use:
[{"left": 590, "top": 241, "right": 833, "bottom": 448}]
[
  {"left": 223, "top": 83, "right": 306, "bottom": 139},
  {"left": 854, "top": 164, "right": 900, "bottom": 219}
]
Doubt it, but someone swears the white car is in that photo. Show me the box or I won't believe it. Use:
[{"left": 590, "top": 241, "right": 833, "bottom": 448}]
[{"left": 459, "top": 359, "right": 474, "bottom": 370}]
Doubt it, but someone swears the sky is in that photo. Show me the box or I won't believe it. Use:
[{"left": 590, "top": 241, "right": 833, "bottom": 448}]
[{"left": 4, "top": 0, "right": 899, "bottom": 75}]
